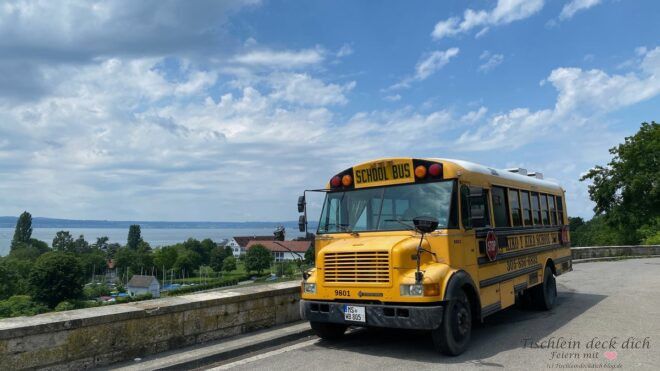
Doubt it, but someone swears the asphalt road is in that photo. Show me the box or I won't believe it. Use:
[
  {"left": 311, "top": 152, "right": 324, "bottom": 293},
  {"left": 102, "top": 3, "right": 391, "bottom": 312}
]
[{"left": 210, "top": 258, "right": 660, "bottom": 370}]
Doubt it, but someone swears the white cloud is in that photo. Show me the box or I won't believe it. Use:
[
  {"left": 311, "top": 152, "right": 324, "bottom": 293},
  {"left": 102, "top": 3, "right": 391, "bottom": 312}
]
[
  {"left": 478, "top": 51, "right": 504, "bottom": 72},
  {"left": 268, "top": 73, "right": 355, "bottom": 106},
  {"left": 432, "top": 0, "right": 544, "bottom": 39},
  {"left": 232, "top": 47, "right": 325, "bottom": 69},
  {"left": 336, "top": 44, "right": 354, "bottom": 58},
  {"left": 461, "top": 106, "right": 488, "bottom": 123},
  {"left": 383, "top": 94, "right": 402, "bottom": 102},
  {"left": 458, "top": 47, "right": 660, "bottom": 150},
  {"left": 388, "top": 48, "right": 460, "bottom": 90},
  {"left": 559, "top": 0, "right": 602, "bottom": 21}
]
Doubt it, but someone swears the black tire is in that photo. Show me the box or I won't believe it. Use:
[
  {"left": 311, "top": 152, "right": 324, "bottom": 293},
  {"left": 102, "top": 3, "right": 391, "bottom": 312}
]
[
  {"left": 432, "top": 289, "right": 472, "bottom": 356},
  {"left": 310, "top": 321, "right": 347, "bottom": 340},
  {"left": 531, "top": 266, "right": 557, "bottom": 310}
]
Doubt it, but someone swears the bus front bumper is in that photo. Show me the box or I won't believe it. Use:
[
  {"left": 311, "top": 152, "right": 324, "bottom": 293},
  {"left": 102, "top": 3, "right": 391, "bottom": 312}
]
[{"left": 300, "top": 300, "right": 444, "bottom": 330}]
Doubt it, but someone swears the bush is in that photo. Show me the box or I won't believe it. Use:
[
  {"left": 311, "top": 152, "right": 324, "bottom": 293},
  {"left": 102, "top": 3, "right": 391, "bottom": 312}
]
[
  {"left": 83, "top": 283, "right": 112, "bottom": 300},
  {"left": 0, "top": 295, "right": 48, "bottom": 318},
  {"left": 222, "top": 256, "right": 237, "bottom": 272},
  {"left": 54, "top": 301, "right": 76, "bottom": 312}
]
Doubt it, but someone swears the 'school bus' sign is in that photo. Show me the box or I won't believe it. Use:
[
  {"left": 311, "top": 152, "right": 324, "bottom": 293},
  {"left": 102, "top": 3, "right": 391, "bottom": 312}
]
[{"left": 353, "top": 159, "right": 414, "bottom": 188}]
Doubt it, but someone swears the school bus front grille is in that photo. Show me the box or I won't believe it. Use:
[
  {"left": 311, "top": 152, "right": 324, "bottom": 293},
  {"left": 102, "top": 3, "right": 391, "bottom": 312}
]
[{"left": 323, "top": 251, "right": 390, "bottom": 283}]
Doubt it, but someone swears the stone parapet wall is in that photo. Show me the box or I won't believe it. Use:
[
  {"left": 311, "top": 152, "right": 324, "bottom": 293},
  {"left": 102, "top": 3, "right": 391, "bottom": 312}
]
[
  {"left": 571, "top": 245, "right": 660, "bottom": 260},
  {"left": 0, "top": 281, "right": 301, "bottom": 370}
]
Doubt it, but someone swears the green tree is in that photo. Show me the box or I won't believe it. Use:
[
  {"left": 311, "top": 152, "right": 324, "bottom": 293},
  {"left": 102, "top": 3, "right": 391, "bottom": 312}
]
[
  {"left": 127, "top": 224, "right": 142, "bottom": 250},
  {"left": 304, "top": 244, "right": 315, "bottom": 264},
  {"left": 74, "top": 235, "right": 91, "bottom": 254},
  {"left": 581, "top": 122, "right": 659, "bottom": 244},
  {"left": 0, "top": 260, "right": 18, "bottom": 300},
  {"left": 52, "top": 231, "right": 75, "bottom": 252},
  {"left": 224, "top": 246, "right": 234, "bottom": 259},
  {"left": 244, "top": 244, "right": 273, "bottom": 275},
  {"left": 93, "top": 236, "right": 110, "bottom": 251},
  {"left": 78, "top": 249, "right": 107, "bottom": 277},
  {"left": 154, "top": 246, "right": 178, "bottom": 272},
  {"left": 209, "top": 246, "right": 228, "bottom": 271},
  {"left": 28, "top": 252, "right": 85, "bottom": 307},
  {"left": 222, "top": 256, "right": 237, "bottom": 272},
  {"left": 11, "top": 211, "right": 33, "bottom": 250},
  {"left": 173, "top": 250, "right": 198, "bottom": 276},
  {"left": 182, "top": 238, "right": 206, "bottom": 265}
]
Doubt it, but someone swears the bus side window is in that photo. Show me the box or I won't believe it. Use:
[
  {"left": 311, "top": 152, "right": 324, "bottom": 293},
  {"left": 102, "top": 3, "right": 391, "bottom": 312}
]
[
  {"left": 463, "top": 186, "right": 490, "bottom": 228},
  {"left": 492, "top": 186, "right": 510, "bottom": 227},
  {"left": 521, "top": 191, "right": 533, "bottom": 226},
  {"left": 540, "top": 194, "right": 550, "bottom": 225},
  {"left": 509, "top": 189, "right": 523, "bottom": 227},
  {"left": 531, "top": 192, "right": 542, "bottom": 225},
  {"left": 556, "top": 196, "right": 565, "bottom": 225},
  {"left": 548, "top": 195, "right": 557, "bottom": 225}
]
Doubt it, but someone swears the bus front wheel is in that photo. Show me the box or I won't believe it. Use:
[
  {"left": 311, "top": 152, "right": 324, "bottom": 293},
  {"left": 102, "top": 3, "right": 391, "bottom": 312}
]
[
  {"left": 432, "top": 289, "right": 472, "bottom": 356},
  {"left": 310, "top": 321, "right": 347, "bottom": 340},
  {"left": 531, "top": 266, "right": 557, "bottom": 310}
]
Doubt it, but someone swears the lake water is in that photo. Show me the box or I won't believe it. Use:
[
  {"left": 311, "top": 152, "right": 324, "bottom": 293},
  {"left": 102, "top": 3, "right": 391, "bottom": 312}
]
[{"left": 0, "top": 227, "right": 305, "bottom": 256}]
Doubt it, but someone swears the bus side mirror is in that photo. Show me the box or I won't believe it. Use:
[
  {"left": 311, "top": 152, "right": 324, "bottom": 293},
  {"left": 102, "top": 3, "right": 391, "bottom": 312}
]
[
  {"left": 413, "top": 216, "right": 439, "bottom": 234},
  {"left": 297, "top": 195, "right": 306, "bottom": 213},
  {"left": 299, "top": 215, "right": 306, "bottom": 232}
]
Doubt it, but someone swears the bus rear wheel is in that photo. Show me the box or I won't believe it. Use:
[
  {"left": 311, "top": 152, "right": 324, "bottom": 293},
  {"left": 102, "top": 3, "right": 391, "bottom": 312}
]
[
  {"left": 432, "top": 289, "right": 472, "bottom": 356},
  {"left": 310, "top": 321, "right": 347, "bottom": 340},
  {"left": 531, "top": 266, "right": 557, "bottom": 310}
]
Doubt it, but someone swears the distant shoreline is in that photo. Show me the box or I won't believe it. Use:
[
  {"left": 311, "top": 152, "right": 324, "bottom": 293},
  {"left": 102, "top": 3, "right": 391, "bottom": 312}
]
[{"left": 0, "top": 216, "right": 317, "bottom": 230}]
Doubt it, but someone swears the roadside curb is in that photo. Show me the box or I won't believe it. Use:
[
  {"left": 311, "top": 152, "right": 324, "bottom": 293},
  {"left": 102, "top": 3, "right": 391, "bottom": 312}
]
[
  {"left": 108, "top": 322, "right": 313, "bottom": 371},
  {"left": 573, "top": 255, "right": 660, "bottom": 264}
]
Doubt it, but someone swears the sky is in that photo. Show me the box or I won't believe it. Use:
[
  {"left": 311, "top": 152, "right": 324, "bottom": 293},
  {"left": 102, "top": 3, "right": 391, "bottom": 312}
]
[{"left": 0, "top": 0, "right": 658, "bottom": 222}]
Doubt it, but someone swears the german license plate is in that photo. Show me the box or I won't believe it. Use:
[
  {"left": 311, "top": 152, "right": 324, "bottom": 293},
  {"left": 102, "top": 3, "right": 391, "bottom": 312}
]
[{"left": 343, "top": 305, "right": 366, "bottom": 322}]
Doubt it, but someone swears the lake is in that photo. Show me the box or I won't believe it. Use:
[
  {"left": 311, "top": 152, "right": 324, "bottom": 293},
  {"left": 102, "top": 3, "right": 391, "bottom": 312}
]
[{"left": 0, "top": 227, "right": 305, "bottom": 256}]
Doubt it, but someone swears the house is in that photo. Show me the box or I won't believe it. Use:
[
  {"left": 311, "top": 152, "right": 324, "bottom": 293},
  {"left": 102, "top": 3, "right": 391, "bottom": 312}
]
[
  {"left": 229, "top": 235, "right": 275, "bottom": 257},
  {"left": 245, "top": 240, "right": 311, "bottom": 262},
  {"left": 127, "top": 275, "right": 160, "bottom": 298}
]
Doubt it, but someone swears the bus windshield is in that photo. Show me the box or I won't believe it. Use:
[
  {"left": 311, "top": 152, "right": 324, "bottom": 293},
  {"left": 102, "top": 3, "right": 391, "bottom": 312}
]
[{"left": 318, "top": 180, "right": 455, "bottom": 233}]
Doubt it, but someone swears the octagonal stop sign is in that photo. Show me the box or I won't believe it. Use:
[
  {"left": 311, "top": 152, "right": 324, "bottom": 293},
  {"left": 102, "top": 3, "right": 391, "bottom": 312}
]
[{"left": 486, "top": 230, "right": 498, "bottom": 261}]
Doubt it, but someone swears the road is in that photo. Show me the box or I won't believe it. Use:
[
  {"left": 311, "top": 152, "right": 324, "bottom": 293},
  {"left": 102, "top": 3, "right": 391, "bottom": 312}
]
[{"left": 209, "top": 258, "right": 660, "bottom": 370}]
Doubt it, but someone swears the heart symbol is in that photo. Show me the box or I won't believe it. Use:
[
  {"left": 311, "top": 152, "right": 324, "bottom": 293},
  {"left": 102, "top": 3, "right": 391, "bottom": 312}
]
[{"left": 603, "top": 351, "right": 618, "bottom": 361}]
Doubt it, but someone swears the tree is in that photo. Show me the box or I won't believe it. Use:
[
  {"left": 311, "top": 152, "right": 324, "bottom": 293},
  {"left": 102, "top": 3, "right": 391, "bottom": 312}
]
[
  {"left": 52, "top": 231, "right": 75, "bottom": 252},
  {"left": 581, "top": 122, "right": 659, "bottom": 244},
  {"left": 304, "top": 244, "right": 315, "bottom": 264},
  {"left": 11, "top": 211, "right": 33, "bottom": 250},
  {"left": 28, "top": 252, "right": 85, "bottom": 307},
  {"left": 222, "top": 256, "right": 237, "bottom": 272},
  {"left": 173, "top": 250, "right": 198, "bottom": 276},
  {"left": 78, "top": 249, "right": 107, "bottom": 277},
  {"left": 244, "top": 244, "right": 273, "bottom": 275},
  {"left": 74, "top": 235, "right": 91, "bottom": 254},
  {"left": 0, "top": 260, "right": 17, "bottom": 300},
  {"left": 127, "top": 225, "right": 142, "bottom": 250},
  {"left": 93, "top": 236, "right": 110, "bottom": 251},
  {"left": 209, "top": 246, "right": 228, "bottom": 272},
  {"left": 182, "top": 238, "right": 207, "bottom": 265},
  {"left": 224, "top": 246, "right": 234, "bottom": 259},
  {"left": 201, "top": 238, "right": 217, "bottom": 264},
  {"left": 154, "top": 246, "right": 178, "bottom": 272}
]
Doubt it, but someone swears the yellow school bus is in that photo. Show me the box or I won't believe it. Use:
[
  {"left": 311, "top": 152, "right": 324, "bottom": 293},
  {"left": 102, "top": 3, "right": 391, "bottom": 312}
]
[{"left": 298, "top": 158, "right": 572, "bottom": 355}]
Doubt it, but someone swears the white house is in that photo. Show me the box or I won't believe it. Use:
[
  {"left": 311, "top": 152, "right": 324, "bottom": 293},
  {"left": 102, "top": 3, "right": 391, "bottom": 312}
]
[
  {"left": 245, "top": 240, "right": 311, "bottom": 262},
  {"left": 229, "top": 236, "right": 275, "bottom": 257},
  {"left": 127, "top": 275, "right": 160, "bottom": 298}
]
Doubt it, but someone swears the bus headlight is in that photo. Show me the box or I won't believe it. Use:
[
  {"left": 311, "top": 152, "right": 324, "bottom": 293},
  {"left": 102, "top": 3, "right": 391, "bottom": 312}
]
[
  {"left": 400, "top": 283, "right": 440, "bottom": 296},
  {"left": 304, "top": 283, "right": 317, "bottom": 294},
  {"left": 400, "top": 284, "right": 423, "bottom": 296}
]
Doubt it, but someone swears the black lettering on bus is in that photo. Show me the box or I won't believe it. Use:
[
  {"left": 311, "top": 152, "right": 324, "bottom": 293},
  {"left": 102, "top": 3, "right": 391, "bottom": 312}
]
[
  {"left": 403, "top": 163, "right": 411, "bottom": 177},
  {"left": 392, "top": 165, "right": 399, "bottom": 179},
  {"left": 356, "top": 171, "right": 362, "bottom": 184}
]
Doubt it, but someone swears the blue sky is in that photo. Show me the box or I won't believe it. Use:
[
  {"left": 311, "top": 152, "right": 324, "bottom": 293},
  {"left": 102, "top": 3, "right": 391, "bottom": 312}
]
[{"left": 0, "top": 0, "right": 658, "bottom": 222}]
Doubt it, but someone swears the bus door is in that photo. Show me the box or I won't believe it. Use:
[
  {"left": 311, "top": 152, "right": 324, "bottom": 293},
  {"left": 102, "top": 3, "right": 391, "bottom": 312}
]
[{"left": 460, "top": 185, "right": 501, "bottom": 316}]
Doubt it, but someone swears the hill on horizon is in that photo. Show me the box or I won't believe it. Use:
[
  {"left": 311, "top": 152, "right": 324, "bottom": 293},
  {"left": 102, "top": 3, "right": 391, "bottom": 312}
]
[{"left": 0, "top": 216, "right": 315, "bottom": 230}]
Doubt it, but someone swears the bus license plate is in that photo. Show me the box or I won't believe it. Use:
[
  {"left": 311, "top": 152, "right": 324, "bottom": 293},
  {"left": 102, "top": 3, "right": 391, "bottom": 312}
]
[{"left": 343, "top": 305, "right": 366, "bottom": 322}]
